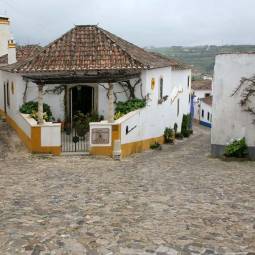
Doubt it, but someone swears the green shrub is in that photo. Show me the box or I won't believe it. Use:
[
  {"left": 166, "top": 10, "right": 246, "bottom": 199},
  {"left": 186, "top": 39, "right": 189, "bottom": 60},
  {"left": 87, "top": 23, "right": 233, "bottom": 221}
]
[
  {"left": 181, "top": 114, "right": 193, "bottom": 137},
  {"left": 224, "top": 138, "right": 248, "bottom": 158},
  {"left": 20, "top": 101, "right": 53, "bottom": 121},
  {"left": 164, "top": 127, "right": 175, "bottom": 143},
  {"left": 175, "top": 132, "right": 184, "bottom": 140},
  {"left": 115, "top": 99, "right": 146, "bottom": 115},
  {"left": 150, "top": 142, "right": 161, "bottom": 150},
  {"left": 114, "top": 112, "right": 125, "bottom": 120},
  {"left": 73, "top": 111, "right": 102, "bottom": 137},
  {"left": 174, "top": 123, "right": 178, "bottom": 133}
]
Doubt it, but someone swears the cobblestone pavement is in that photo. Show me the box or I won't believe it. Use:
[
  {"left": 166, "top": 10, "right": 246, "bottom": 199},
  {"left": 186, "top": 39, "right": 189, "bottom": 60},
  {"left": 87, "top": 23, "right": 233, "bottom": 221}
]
[{"left": 0, "top": 120, "right": 255, "bottom": 255}]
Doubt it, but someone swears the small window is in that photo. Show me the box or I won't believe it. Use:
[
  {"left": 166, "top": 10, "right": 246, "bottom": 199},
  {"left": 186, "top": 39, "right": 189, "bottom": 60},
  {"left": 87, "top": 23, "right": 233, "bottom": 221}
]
[
  {"left": 177, "top": 98, "right": 180, "bottom": 116},
  {"left": 6, "top": 81, "right": 10, "bottom": 107},
  {"left": 187, "top": 76, "right": 190, "bottom": 88},
  {"left": 159, "top": 77, "right": 163, "bottom": 99},
  {"left": 207, "top": 112, "right": 210, "bottom": 121},
  {"left": 11, "top": 82, "right": 14, "bottom": 94},
  {"left": 201, "top": 109, "right": 204, "bottom": 118}
]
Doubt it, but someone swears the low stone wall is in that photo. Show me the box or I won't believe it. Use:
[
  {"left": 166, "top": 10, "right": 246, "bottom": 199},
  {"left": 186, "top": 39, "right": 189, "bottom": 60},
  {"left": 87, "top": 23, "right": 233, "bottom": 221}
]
[
  {"left": 89, "top": 110, "right": 165, "bottom": 159},
  {"left": 0, "top": 109, "right": 61, "bottom": 155}
]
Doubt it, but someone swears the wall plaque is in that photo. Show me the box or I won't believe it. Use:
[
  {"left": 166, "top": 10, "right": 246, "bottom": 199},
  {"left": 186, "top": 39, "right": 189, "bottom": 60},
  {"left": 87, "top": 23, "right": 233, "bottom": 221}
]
[
  {"left": 151, "top": 78, "right": 156, "bottom": 90},
  {"left": 91, "top": 128, "right": 110, "bottom": 145}
]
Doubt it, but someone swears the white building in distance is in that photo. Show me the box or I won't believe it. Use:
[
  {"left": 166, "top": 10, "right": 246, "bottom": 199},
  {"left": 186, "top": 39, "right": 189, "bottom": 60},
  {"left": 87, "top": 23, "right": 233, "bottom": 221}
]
[{"left": 192, "top": 79, "right": 212, "bottom": 126}]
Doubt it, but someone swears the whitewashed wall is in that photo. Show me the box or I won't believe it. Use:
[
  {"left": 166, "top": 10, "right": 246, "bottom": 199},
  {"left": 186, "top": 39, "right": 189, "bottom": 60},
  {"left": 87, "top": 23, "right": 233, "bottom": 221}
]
[
  {"left": 119, "top": 67, "right": 192, "bottom": 145},
  {"left": 0, "top": 70, "right": 65, "bottom": 121},
  {"left": 193, "top": 89, "right": 212, "bottom": 102},
  {"left": 212, "top": 53, "right": 255, "bottom": 157}
]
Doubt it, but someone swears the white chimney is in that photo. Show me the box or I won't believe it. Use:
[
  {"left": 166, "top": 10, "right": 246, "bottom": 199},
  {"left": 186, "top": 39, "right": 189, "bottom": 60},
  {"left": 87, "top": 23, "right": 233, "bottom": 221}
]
[
  {"left": 8, "top": 39, "right": 16, "bottom": 64},
  {"left": 0, "top": 16, "right": 11, "bottom": 57}
]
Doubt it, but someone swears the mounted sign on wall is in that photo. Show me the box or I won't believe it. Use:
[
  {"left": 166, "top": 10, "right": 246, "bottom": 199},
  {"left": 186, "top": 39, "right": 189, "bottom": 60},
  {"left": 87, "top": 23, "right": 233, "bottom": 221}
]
[
  {"left": 90, "top": 124, "right": 112, "bottom": 147},
  {"left": 151, "top": 78, "right": 156, "bottom": 90}
]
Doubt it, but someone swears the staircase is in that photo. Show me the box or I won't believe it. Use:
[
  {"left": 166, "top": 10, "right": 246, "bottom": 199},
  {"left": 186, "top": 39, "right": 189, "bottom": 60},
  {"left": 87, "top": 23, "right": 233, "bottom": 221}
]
[{"left": 0, "top": 117, "right": 27, "bottom": 160}]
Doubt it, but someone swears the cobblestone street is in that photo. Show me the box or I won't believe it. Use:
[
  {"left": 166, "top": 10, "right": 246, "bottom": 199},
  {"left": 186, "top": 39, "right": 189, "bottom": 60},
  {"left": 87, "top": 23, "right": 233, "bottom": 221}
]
[{"left": 0, "top": 121, "right": 254, "bottom": 255}]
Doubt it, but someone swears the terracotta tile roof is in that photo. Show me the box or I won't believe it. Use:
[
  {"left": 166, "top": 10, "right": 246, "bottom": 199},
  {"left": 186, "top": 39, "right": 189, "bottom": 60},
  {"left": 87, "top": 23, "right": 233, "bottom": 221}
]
[
  {"left": 192, "top": 79, "right": 212, "bottom": 90},
  {"left": 200, "top": 96, "right": 213, "bottom": 106},
  {"left": 0, "top": 45, "right": 42, "bottom": 66},
  {"left": 2, "top": 25, "right": 190, "bottom": 74}
]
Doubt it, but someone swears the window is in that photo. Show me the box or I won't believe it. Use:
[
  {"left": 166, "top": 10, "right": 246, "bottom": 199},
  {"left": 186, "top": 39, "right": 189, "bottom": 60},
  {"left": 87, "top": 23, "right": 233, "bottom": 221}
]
[
  {"left": 207, "top": 112, "right": 210, "bottom": 121},
  {"left": 201, "top": 109, "right": 204, "bottom": 118},
  {"left": 177, "top": 98, "right": 180, "bottom": 116},
  {"left": 187, "top": 76, "right": 190, "bottom": 88},
  {"left": 205, "top": 93, "right": 210, "bottom": 97},
  {"left": 6, "top": 81, "right": 10, "bottom": 107},
  {"left": 11, "top": 82, "right": 14, "bottom": 94},
  {"left": 159, "top": 77, "right": 163, "bottom": 99}
]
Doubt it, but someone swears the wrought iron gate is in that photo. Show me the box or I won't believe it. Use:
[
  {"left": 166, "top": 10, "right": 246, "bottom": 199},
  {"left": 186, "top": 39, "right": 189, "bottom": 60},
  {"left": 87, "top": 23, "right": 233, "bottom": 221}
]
[{"left": 61, "top": 124, "right": 89, "bottom": 153}]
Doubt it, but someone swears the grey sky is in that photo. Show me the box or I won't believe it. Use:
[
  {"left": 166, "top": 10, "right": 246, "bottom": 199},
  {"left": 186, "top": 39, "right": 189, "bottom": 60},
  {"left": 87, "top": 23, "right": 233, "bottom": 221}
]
[{"left": 0, "top": 0, "right": 255, "bottom": 47}]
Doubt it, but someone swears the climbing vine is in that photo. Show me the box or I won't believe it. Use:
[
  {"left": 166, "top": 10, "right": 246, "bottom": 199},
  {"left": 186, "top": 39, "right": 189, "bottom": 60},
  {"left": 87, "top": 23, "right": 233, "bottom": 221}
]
[
  {"left": 232, "top": 75, "right": 255, "bottom": 123},
  {"left": 98, "top": 78, "right": 147, "bottom": 103}
]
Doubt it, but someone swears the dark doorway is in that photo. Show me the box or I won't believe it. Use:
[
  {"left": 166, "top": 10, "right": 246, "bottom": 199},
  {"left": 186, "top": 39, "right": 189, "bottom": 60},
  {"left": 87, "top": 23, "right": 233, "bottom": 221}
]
[{"left": 71, "top": 85, "right": 94, "bottom": 117}]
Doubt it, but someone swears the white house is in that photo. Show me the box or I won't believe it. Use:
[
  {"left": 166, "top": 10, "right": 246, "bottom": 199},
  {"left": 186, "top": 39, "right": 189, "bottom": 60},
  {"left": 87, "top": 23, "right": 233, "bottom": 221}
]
[
  {"left": 199, "top": 96, "right": 212, "bottom": 128},
  {"left": 0, "top": 16, "right": 192, "bottom": 158},
  {"left": 192, "top": 79, "right": 212, "bottom": 121},
  {"left": 211, "top": 53, "right": 255, "bottom": 160}
]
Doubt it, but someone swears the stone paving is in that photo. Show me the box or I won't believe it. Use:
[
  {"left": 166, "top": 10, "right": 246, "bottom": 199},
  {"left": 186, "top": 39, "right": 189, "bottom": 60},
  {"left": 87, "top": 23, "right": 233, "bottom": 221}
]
[{"left": 0, "top": 119, "right": 255, "bottom": 254}]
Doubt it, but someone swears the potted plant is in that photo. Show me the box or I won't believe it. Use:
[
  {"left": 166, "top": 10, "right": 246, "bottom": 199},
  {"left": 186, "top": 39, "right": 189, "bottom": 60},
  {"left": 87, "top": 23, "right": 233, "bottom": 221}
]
[
  {"left": 73, "top": 111, "right": 90, "bottom": 137},
  {"left": 164, "top": 127, "right": 175, "bottom": 144}
]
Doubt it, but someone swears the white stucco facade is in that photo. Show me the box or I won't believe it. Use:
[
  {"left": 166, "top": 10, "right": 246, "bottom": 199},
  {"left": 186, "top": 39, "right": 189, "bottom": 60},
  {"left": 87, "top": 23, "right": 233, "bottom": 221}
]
[
  {"left": 211, "top": 53, "right": 255, "bottom": 159},
  {"left": 193, "top": 89, "right": 212, "bottom": 121},
  {"left": 199, "top": 100, "right": 212, "bottom": 127}
]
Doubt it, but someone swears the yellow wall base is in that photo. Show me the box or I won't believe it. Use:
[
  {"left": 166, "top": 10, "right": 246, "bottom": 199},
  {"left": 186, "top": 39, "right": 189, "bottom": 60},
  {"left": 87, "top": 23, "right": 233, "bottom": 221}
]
[{"left": 121, "top": 136, "right": 164, "bottom": 158}]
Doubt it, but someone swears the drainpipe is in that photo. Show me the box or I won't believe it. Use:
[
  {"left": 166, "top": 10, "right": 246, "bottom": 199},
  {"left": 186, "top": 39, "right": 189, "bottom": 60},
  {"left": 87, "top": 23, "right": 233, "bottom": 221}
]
[{"left": 108, "top": 82, "right": 114, "bottom": 123}]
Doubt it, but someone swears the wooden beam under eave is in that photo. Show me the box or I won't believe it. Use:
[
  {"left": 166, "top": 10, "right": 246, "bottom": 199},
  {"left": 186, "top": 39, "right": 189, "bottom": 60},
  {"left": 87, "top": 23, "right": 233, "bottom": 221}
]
[{"left": 22, "top": 72, "right": 141, "bottom": 85}]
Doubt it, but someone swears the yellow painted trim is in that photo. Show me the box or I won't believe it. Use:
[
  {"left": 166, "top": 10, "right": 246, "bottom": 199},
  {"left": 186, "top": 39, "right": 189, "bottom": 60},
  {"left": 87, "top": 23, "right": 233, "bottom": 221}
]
[
  {"left": 121, "top": 136, "right": 164, "bottom": 158},
  {"left": 8, "top": 43, "right": 16, "bottom": 48},
  {"left": 2, "top": 112, "right": 61, "bottom": 155},
  {"left": 90, "top": 146, "right": 113, "bottom": 156}
]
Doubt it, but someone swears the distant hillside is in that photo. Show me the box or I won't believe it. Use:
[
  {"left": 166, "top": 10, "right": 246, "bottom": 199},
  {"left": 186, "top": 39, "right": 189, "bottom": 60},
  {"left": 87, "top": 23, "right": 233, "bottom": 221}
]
[{"left": 147, "top": 45, "right": 255, "bottom": 76}]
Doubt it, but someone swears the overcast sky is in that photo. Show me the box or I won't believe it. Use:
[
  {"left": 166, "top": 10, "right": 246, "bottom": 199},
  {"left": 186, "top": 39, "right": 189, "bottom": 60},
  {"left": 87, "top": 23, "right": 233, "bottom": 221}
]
[{"left": 0, "top": 0, "right": 255, "bottom": 47}]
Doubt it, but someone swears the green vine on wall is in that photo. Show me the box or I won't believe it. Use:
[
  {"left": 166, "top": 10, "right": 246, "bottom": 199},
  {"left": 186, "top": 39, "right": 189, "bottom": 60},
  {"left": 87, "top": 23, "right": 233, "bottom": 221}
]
[{"left": 232, "top": 75, "right": 255, "bottom": 123}]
